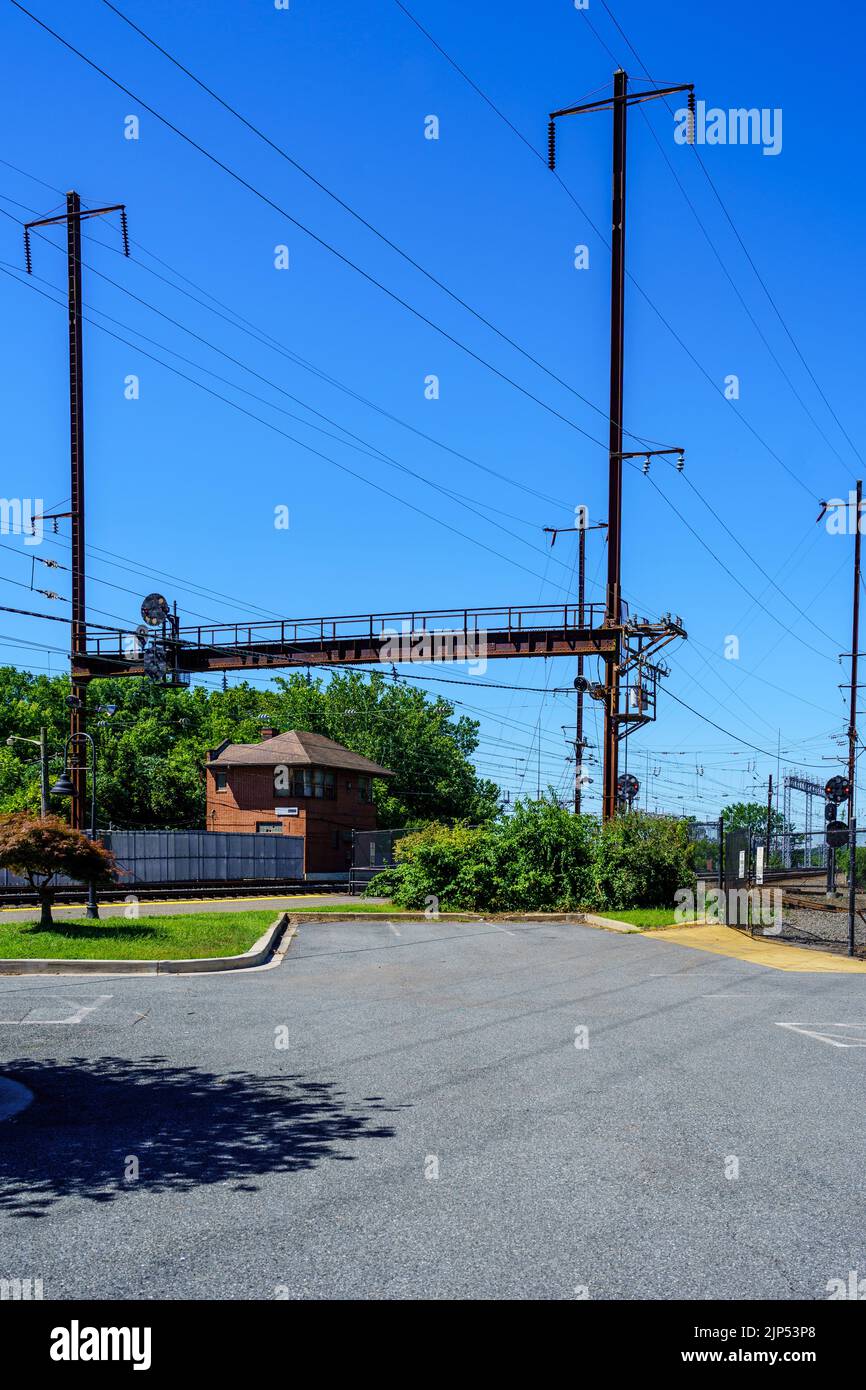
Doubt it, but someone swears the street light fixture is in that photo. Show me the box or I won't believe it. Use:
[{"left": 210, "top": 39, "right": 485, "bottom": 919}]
[{"left": 50, "top": 770, "right": 75, "bottom": 798}]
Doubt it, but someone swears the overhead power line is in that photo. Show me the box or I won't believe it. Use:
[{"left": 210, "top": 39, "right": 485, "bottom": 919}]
[
  {"left": 97, "top": 0, "right": 665, "bottom": 450},
  {"left": 0, "top": 259, "right": 603, "bottom": 601},
  {"left": 591, "top": 0, "right": 864, "bottom": 475},
  {"left": 10, "top": 0, "right": 634, "bottom": 456},
  {"left": 392, "top": 0, "right": 825, "bottom": 502},
  {"left": 663, "top": 687, "right": 833, "bottom": 770},
  {"left": 5, "top": 175, "right": 838, "bottom": 727}
]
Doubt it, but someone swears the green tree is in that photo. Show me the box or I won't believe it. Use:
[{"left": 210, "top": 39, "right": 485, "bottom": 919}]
[
  {"left": 721, "top": 801, "right": 786, "bottom": 838},
  {"left": 0, "top": 813, "right": 117, "bottom": 927},
  {"left": 0, "top": 667, "right": 499, "bottom": 830}
]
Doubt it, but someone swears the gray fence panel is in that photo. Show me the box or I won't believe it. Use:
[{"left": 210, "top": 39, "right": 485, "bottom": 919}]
[{"left": 0, "top": 830, "right": 304, "bottom": 890}]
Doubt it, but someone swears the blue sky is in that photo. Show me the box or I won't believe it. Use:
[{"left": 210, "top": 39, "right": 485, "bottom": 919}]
[{"left": 0, "top": 0, "right": 863, "bottom": 822}]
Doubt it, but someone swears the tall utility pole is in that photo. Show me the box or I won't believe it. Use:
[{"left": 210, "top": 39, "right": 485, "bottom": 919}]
[
  {"left": 604, "top": 67, "right": 628, "bottom": 827},
  {"left": 24, "top": 193, "right": 128, "bottom": 830},
  {"left": 548, "top": 73, "right": 694, "bottom": 820},
  {"left": 847, "top": 479, "right": 862, "bottom": 955},
  {"left": 576, "top": 520, "right": 587, "bottom": 813}
]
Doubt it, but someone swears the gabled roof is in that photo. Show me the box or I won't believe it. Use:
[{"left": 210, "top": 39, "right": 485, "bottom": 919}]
[{"left": 208, "top": 729, "right": 394, "bottom": 777}]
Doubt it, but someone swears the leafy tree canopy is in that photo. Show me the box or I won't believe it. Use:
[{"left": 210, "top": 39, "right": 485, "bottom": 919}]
[
  {"left": 721, "top": 801, "right": 787, "bottom": 837},
  {"left": 0, "top": 812, "right": 117, "bottom": 926},
  {"left": 0, "top": 667, "right": 501, "bottom": 830}
]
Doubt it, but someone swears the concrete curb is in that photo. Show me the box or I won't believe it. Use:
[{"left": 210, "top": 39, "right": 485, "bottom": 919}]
[
  {"left": 0, "top": 913, "right": 291, "bottom": 977},
  {"left": 288, "top": 911, "right": 589, "bottom": 925},
  {"left": 580, "top": 913, "right": 642, "bottom": 934}
]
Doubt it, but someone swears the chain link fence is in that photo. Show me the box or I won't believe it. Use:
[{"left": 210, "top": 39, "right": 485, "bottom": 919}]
[
  {"left": 713, "top": 825, "right": 866, "bottom": 956},
  {"left": 350, "top": 828, "right": 409, "bottom": 895},
  {"left": 687, "top": 820, "right": 722, "bottom": 879}
]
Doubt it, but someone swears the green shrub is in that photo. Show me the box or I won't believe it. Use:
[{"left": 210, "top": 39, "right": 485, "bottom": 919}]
[
  {"left": 368, "top": 804, "right": 696, "bottom": 915},
  {"left": 369, "top": 822, "right": 496, "bottom": 911},
  {"left": 590, "top": 812, "right": 696, "bottom": 910},
  {"left": 487, "top": 801, "right": 594, "bottom": 911}
]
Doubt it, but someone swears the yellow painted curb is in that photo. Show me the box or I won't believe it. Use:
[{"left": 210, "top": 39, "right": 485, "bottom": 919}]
[{"left": 642, "top": 923, "right": 866, "bottom": 974}]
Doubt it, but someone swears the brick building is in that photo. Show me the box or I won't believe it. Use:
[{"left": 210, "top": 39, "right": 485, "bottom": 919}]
[{"left": 205, "top": 728, "right": 394, "bottom": 877}]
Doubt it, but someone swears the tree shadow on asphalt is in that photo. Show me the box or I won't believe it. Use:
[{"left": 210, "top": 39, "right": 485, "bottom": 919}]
[{"left": 0, "top": 1056, "right": 406, "bottom": 1217}]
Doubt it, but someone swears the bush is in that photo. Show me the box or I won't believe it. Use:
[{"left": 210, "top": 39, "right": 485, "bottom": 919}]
[
  {"left": 486, "top": 801, "right": 594, "bottom": 911},
  {"left": 368, "top": 802, "right": 683, "bottom": 913},
  {"left": 369, "top": 822, "right": 496, "bottom": 912},
  {"left": 590, "top": 812, "right": 696, "bottom": 910}
]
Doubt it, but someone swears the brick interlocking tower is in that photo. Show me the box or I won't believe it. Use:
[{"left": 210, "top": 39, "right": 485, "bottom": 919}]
[{"left": 205, "top": 728, "right": 394, "bottom": 876}]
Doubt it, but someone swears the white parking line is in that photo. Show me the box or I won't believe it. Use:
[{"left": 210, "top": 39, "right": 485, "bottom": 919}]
[
  {"left": 0, "top": 994, "right": 113, "bottom": 1025},
  {"left": 387, "top": 923, "right": 402, "bottom": 938},
  {"left": 775, "top": 1022, "right": 866, "bottom": 1049}
]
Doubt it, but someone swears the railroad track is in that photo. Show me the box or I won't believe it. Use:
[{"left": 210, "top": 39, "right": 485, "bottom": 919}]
[{"left": 0, "top": 879, "right": 349, "bottom": 907}]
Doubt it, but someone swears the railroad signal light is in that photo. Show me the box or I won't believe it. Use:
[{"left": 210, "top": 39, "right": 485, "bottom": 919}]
[
  {"left": 617, "top": 772, "right": 640, "bottom": 806},
  {"left": 825, "top": 775, "right": 851, "bottom": 804}
]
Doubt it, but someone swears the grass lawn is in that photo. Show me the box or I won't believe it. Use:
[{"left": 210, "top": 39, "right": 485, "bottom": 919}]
[
  {"left": 289, "top": 902, "right": 395, "bottom": 913},
  {"left": 595, "top": 907, "right": 700, "bottom": 930},
  {"left": 0, "top": 911, "right": 279, "bottom": 960}
]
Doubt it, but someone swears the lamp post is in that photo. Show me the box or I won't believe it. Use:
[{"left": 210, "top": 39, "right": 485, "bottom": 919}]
[
  {"left": 52, "top": 731, "right": 99, "bottom": 919},
  {"left": 6, "top": 728, "right": 50, "bottom": 816}
]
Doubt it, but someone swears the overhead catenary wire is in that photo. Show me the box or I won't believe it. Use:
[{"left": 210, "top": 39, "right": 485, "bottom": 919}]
[
  {"left": 10, "top": 0, "right": 660, "bottom": 457},
  {"left": 391, "top": 0, "right": 825, "bottom": 503},
  {"left": 0, "top": 259, "right": 828, "bottom": 775},
  {"left": 0, "top": 259, "right": 596, "bottom": 601},
  {"left": 583, "top": 0, "right": 863, "bottom": 483},
  {"left": 97, "top": 0, "right": 670, "bottom": 451},
  {"left": 3, "top": 181, "right": 841, "bottom": 726},
  {"left": 593, "top": 0, "right": 865, "bottom": 476},
  {"left": 1, "top": 24, "right": 845, "bottom": 795}
]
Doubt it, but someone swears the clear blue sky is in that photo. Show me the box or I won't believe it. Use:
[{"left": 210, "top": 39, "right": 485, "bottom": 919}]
[{"left": 0, "top": 0, "right": 863, "bottom": 822}]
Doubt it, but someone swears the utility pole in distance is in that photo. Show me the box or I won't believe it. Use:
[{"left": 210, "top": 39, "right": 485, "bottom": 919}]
[
  {"left": 24, "top": 193, "right": 129, "bottom": 831},
  {"left": 544, "top": 518, "right": 608, "bottom": 813},
  {"left": 765, "top": 772, "right": 774, "bottom": 859},
  {"left": 548, "top": 72, "right": 694, "bottom": 820}
]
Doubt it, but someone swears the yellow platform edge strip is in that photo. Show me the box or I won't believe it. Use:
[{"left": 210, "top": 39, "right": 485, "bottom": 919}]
[{"left": 642, "top": 923, "right": 866, "bottom": 974}]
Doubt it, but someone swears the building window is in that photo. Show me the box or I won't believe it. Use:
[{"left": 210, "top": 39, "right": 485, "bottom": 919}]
[
  {"left": 310, "top": 769, "right": 336, "bottom": 800},
  {"left": 256, "top": 822, "right": 282, "bottom": 834},
  {"left": 359, "top": 775, "right": 372, "bottom": 803},
  {"left": 215, "top": 771, "right": 227, "bottom": 792},
  {"left": 276, "top": 768, "right": 312, "bottom": 797}
]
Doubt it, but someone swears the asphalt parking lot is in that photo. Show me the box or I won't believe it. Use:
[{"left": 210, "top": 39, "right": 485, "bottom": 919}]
[{"left": 1, "top": 918, "right": 865, "bottom": 1300}]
